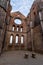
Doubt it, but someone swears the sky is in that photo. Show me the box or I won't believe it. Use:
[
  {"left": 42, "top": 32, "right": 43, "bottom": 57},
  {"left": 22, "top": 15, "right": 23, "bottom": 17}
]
[{"left": 10, "top": 0, "right": 34, "bottom": 17}]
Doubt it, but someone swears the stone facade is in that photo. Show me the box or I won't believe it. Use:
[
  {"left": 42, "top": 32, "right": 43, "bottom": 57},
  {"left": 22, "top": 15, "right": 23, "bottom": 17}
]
[{"left": 5, "top": 12, "right": 28, "bottom": 50}]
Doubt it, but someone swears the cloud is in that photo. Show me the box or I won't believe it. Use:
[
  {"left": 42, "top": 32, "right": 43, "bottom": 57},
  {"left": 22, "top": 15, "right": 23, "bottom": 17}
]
[
  {"left": 10, "top": 0, "right": 34, "bottom": 16},
  {"left": 18, "top": 6, "right": 30, "bottom": 16}
]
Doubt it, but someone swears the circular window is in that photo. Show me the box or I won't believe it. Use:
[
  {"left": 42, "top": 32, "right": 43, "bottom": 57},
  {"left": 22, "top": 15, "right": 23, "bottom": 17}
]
[{"left": 14, "top": 19, "right": 22, "bottom": 25}]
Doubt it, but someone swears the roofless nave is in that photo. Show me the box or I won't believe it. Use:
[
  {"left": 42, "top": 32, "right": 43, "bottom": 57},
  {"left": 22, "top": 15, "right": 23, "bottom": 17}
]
[{"left": 0, "top": 0, "right": 43, "bottom": 55}]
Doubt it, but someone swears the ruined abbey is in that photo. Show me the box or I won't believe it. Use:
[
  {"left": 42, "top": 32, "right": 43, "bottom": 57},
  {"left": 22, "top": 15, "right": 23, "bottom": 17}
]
[{"left": 0, "top": 0, "right": 43, "bottom": 54}]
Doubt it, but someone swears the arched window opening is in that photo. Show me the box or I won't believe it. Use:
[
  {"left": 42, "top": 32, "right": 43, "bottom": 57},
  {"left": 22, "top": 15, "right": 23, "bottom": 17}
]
[
  {"left": 15, "top": 35, "right": 19, "bottom": 43},
  {"left": 10, "top": 35, "right": 13, "bottom": 45},
  {"left": 20, "top": 27, "right": 23, "bottom": 32},
  {"left": 21, "top": 36, "right": 24, "bottom": 44},
  {"left": 17, "top": 26, "right": 19, "bottom": 31},
  {"left": 34, "top": 12, "right": 36, "bottom": 16},
  {"left": 30, "top": 21, "right": 32, "bottom": 28},
  {"left": 12, "top": 25, "right": 15, "bottom": 31},
  {"left": 7, "top": 1, "right": 9, "bottom": 8}
]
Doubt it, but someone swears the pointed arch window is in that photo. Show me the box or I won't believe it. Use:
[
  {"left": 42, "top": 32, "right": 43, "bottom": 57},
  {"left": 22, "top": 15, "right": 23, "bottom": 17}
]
[
  {"left": 17, "top": 26, "right": 19, "bottom": 31},
  {"left": 12, "top": 25, "right": 15, "bottom": 31},
  {"left": 7, "top": 1, "right": 9, "bottom": 8},
  {"left": 10, "top": 34, "right": 13, "bottom": 45},
  {"left": 21, "top": 36, "right": 24, "bottom": 44},
  {"left": 15, "top": 35, "right": 19, "bottom": 43},
  {"left": 20, "top": 27, "right": 23, "bottom": 32}
]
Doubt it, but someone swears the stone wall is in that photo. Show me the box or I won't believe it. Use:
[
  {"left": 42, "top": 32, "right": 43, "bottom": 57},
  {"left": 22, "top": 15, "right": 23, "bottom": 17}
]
[
  {"left": 0, "top": 7, "right": 6, "bottom": 53},
  {"left": 0, "top": 0, "right": 11, "bottom": 54},
  {"left": 5, "top": 12, "right": 28, "bottom": 51},
  {"left": 33, "top": 25, "right": 43, "bottom": 53},
  {"left": 27, "top": 0, "right": 43, "bottom": 53}
]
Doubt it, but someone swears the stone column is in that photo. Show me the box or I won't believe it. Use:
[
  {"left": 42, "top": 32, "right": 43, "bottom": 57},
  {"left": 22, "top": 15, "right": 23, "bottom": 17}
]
[
  {"left": 24, "top": 34, "right": 28, "bottom": 50},
  {"left": 30, "top": 21, "right": 34, "bottom": 52},
  {"left": 30, "top": 21, "right": 35, "bottom": 58}
]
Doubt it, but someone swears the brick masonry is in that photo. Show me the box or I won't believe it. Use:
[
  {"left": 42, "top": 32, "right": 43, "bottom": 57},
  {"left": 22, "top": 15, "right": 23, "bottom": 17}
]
[{"left": 0, "top": 0, "right": 43, "bottom": 54}]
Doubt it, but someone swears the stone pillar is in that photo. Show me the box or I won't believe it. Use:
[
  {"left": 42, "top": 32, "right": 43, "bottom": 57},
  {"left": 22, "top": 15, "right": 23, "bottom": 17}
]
[
  {"left": 30, "top": 21, "right": 36, "bottom": 58},
  {"left": 30, "top": 21, "right": 34, "bottom": 52},
  {"left": 25, "top": 34, "right": 28, "bottom": 50}
]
